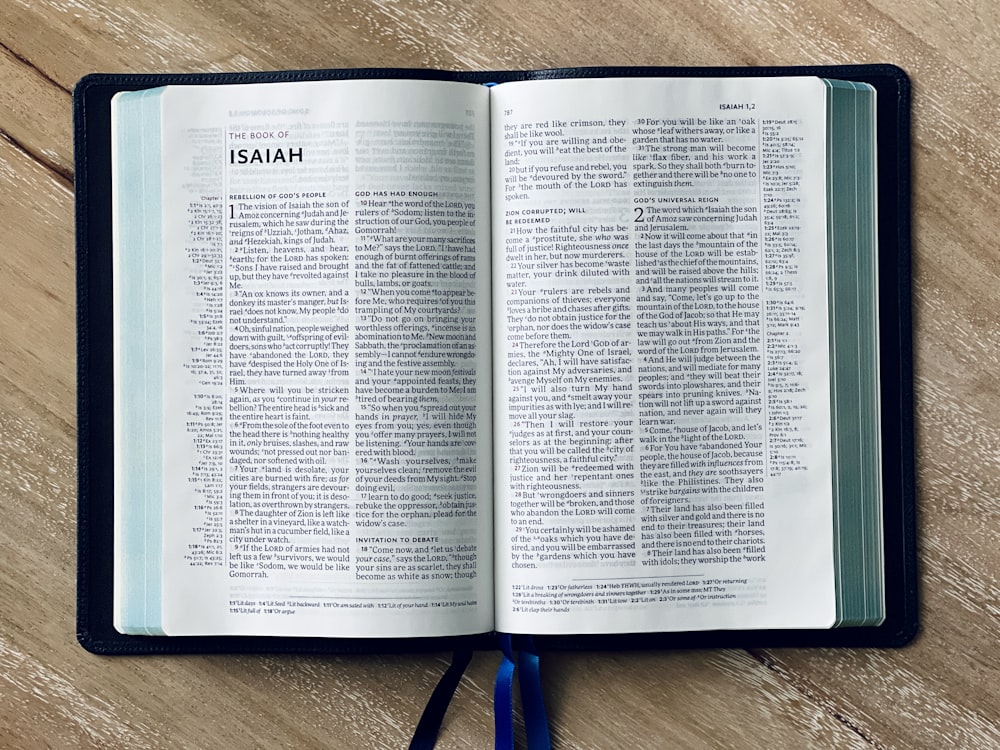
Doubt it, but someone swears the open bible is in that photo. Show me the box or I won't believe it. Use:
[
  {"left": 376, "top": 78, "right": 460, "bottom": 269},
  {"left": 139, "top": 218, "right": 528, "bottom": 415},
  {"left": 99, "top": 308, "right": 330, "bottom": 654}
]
[{"left": 75, "top": 66, "right": 916, "bottom": 653}]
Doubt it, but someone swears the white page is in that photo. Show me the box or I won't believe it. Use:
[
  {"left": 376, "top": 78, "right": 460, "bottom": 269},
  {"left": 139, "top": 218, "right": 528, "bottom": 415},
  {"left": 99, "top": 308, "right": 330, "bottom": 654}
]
[
  {"left": 157, "top": 78, "right": 494, "bottom": 637},
  {"left": 490, "top": 77, "right": 835, "bottom": 634}
]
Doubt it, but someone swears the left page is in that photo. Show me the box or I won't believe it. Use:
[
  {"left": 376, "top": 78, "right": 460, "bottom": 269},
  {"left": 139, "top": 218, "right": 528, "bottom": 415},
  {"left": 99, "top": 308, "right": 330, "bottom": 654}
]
[{"left": 116, "top": 78, "right": 494, "bottom": 638}]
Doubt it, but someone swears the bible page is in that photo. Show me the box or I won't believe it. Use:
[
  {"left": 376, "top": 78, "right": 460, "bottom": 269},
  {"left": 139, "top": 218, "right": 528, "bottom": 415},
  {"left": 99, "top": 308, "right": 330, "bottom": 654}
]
[
  {"left": 152, "top": 78, "right": 493, "bottom": 637},
  {"left": 490, "top": 77, "right": 836, "bottom": 635}
]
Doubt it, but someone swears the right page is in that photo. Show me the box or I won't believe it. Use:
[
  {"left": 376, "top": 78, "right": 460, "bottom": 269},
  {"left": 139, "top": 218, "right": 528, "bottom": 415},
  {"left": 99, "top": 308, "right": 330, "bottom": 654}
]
[{"left": 491, "top": 77, "right": 838, "bottom": 634}]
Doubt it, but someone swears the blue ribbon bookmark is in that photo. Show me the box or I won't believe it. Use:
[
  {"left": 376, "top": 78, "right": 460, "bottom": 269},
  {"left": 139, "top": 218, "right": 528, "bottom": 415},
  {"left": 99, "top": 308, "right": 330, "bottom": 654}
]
[
  {"left": 410, "top": 635, "right": 551, "bottom": 748},
  {"left": 517, "top": 637, "right": 551, "bottom": 750},
  {"left": 409, "top": 649, "right": 474, "bottom": 750},
  {"left": 493, "top": 634, "right": 517, "bottom": 750},
  {"left": 493, "top": 634, "right": 552, "bottom": 750}
]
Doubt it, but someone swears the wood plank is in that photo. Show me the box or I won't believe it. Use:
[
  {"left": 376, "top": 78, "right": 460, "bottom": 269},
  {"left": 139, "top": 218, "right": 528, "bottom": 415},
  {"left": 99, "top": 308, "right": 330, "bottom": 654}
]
[
  {"left": 1, "top": 1, "right": 543, "bottom": 83},
  {"left": 0, "top": 45, "right": 73, "bottom": 178},
  {"left": 537, "top": 649, "right": 872, "bottom": 749},
  {"left": 1, "top": 0, "right": 999, "bottom": 746}
]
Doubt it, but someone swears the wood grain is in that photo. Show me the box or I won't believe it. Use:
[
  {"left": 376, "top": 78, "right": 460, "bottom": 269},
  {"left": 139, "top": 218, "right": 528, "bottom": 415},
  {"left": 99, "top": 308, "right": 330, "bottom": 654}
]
[{"left": 2, "top": 0, "right": 999, "bottom": 747}]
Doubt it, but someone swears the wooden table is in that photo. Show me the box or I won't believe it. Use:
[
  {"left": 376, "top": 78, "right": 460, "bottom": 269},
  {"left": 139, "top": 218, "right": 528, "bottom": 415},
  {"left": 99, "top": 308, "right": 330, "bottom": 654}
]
[{"left": 3, "top": 0, "right": 998, "bottom": 747}]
